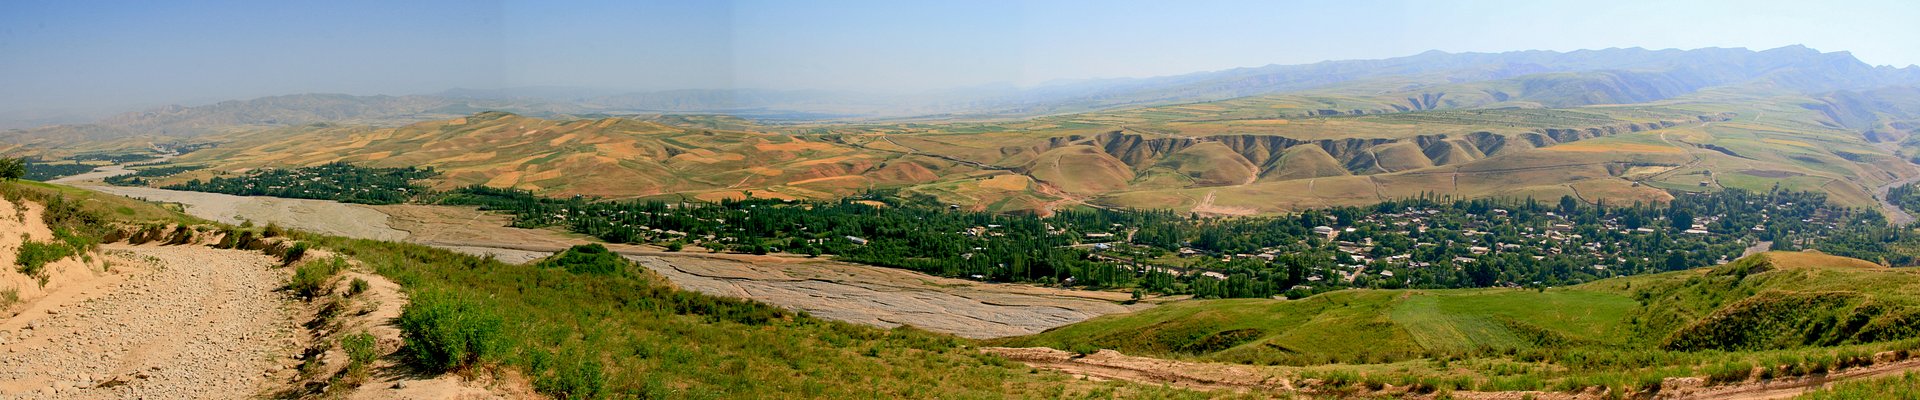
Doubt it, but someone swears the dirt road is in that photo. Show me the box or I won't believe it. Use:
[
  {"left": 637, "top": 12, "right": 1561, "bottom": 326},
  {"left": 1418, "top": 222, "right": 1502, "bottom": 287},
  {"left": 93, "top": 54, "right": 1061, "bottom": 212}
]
[{"left": 0, "top": 245, "right": 296, "bottom": 399}]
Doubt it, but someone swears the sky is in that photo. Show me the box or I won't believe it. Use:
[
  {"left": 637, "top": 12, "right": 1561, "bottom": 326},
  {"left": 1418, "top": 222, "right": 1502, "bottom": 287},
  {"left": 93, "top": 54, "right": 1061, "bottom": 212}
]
[{"left": 3, "top": 0, "right": 1919, "bottom": 118}]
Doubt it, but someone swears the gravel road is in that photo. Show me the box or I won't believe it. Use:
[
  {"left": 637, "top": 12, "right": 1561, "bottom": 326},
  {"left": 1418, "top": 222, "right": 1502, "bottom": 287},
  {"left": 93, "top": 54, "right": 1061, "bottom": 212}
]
[{"left": 0, "top": 245, "right": 296, "bottom": 399}]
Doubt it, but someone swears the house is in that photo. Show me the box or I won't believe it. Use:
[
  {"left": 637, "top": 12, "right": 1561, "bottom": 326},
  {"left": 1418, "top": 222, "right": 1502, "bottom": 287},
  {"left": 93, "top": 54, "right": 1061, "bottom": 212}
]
[
  {"left": 1312, "top": 226, "right": 1336, "bottom": 238},
  {"left": 846, "top": 236, "right": 869, "bottom": 245}
]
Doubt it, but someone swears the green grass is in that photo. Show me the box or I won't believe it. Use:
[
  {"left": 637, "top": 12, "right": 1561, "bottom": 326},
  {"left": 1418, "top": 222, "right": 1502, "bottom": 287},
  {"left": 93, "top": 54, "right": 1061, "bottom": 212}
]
[
  {"left": 302, "top": 235, "right": 1212, "bottom": 399},
  {"left": 1001, "top": 251, "right": 1920, "bottom": 393},
  {"left": 1796, "top": 372, "right": 1920, "bottom": 399}
]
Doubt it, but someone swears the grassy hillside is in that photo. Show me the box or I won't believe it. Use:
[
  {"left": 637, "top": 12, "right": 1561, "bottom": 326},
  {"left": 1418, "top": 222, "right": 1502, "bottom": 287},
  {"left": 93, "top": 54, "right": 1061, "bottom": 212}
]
[
  {"left": 999, "top": 251, "right": 1920, "bottom": 392},
  {"left": 7, "top": 179, "right": 1203, "bottom": 399}
]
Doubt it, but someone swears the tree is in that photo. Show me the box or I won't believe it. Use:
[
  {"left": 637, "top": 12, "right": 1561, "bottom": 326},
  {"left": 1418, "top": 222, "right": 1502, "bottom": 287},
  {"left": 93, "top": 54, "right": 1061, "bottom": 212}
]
[
  {"left": 1559, "top": 195, "right": 1580, "bottom": 215},
  {"left": 1670, "top": 210, "right": 1695, "bottom": 231},
  {"left": 0, "top": 158, "right": 24, "bottom": 181}
]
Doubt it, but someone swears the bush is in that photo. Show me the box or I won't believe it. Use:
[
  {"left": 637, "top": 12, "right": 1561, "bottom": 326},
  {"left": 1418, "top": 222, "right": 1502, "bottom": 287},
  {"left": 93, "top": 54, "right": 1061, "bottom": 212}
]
[
  {"left": 537, "top": 244, "right": 628, "bottom": 275},
  {"left": 289, "top": 257, "right": 346, "bottom": 301},
  {"left": 283, "top": 242, "right": 310, "bottom": 265},
  {"left": 397, "top": 290, "right": 506, "bottom": 373},
  {"left": 15, "top": 240, "right": 72, "bottom": 277},
  {"left": 341, "top": 331, "right": 380, "bottom": 374},
  {"left": 348, "top": 278, "right": 370, "bottom": 297},
  {"left": 1705, "top": 361, "right": 1753, "bottom": 385},
  {"left": 535, "top": 350, "right": 608, "bottom": 399}
]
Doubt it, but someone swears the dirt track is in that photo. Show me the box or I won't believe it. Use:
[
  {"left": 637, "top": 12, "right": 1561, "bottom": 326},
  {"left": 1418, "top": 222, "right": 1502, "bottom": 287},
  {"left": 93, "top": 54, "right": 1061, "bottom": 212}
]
[{"left": 0, "top": 244, "right": 296, "bottom": 399}]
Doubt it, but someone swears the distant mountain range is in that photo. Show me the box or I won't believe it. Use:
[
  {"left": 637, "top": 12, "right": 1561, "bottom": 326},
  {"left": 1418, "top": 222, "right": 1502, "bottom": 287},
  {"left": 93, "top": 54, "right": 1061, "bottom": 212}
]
[{"left": 6, "top": 45, "right": 1919, "bottom": 153}]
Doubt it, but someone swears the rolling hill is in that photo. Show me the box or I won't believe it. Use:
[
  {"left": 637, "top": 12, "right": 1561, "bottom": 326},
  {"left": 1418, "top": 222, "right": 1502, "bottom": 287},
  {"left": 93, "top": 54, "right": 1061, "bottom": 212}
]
[
  {"left": 997, "top": 251, "right": 1920, "bottom": 393},
  {"left": 164, "top": 111, "right": 969, "bottom": 200},
  {"left": 12, "top": 46, "right": 1920, "bottom": 216}
]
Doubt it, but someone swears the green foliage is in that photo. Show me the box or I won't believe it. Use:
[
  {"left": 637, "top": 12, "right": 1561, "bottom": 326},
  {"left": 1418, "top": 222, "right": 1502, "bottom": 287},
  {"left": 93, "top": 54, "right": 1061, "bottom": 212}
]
[
  {"left": 341, "top": 331, "right": 379, "bottom": 375},
  {"left": 347, "top": 277, "right": 370, "bottom": 297},
  {"left": 0, "top": 158, "right": 25, "bottom": 181},
  {"left": 1704, "top": 361, "right": 1753, "bottom": 385},
  {"left": 396, "top": 289, "right": 507, "bottom": 373},
  {"left": 302, "top": 236, "right": 1189, "bottom": 399},
  {"left": 165, "top": 162, "right": 434, "bottom": 205},
  {"left": 533, "top": 348, "right": 607, "bottom": 400},
  {"left": 282, "top": 242, "right": 309, "bottom": 265},
  {"left": 1795, "top": 372, "right": 1920, "bottom": 399},
  {"left": 22, "top": 161, "right": 97, "bottom": 182},
  {"left": 289, "top": 256, "right": 346, "bottom": 301},
  {"left": 102, "top": 165, "right": 204, "bottom": 186},
  {"left": 443, "top": 185, "right": 1861, "bottom": 299},
  {"left": 16, "top": 240, "right": 71, "bottom": 277},
  {"left": 534, "top": 244, "right": 629, "bottom": 276},
  {"left": 15, "top": 228, "right": 97, "bottom": 277}
]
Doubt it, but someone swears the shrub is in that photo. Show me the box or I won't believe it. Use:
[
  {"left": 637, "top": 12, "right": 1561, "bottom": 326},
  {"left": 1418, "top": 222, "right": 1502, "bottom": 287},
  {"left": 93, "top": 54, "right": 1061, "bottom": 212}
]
[
  {"left": 537, "top": 244, "right": 627, "bottom": 275},
  {"left": 16, "top": 240, "right": 72, "bottom": 277},
  {"left": 397, "top": 290, "right": 506, "bottom": 373},
  {"left": 535, "top": 350, "right": 607, "bottom": 400},
  {"left": 341, "top": 331, "right": 380, "bottom": 375},
  {"left": 289, "top": 257, "right": 346, "bottom": 301},
  {"left": 282, "top": 242, "right": 310, "bottom": 265},
  {"left": 348, "top": 278, "right": 370, "bottom": 297},
  {"left": 1705, "top": 361, "right": 1753, "bottom": 385}
]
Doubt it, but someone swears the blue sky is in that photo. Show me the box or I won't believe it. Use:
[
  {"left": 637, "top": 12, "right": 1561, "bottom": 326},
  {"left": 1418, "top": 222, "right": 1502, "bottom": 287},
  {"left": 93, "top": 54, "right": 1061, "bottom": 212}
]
[{"left": 3, "top": 0, "right": 1918, "bottom": 115}]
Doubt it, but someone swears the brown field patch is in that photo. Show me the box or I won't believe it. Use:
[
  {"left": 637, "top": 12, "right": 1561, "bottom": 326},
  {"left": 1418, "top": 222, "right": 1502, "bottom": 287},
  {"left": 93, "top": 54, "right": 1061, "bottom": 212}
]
[
  {"left": 1546, "top": 142, "right": 1683, "bottom": 154},
  {"left": 1761, "top": 138, "right": 1815, "bottom": 148},
  {"left": 978, "top": 174, "right": 1031, "bottom": 191},
  {"left": 754, "top": 139, "right": 835, "bottom": 152},
  {"left": 745, "top": 167, "right": 785, "bottom": 176},
  {"left": 435, "top": 151, "right": 498, "bottom": 164},
  {"left": 1739, "top": 169, "right": 1806, "bottom": 178},
  {"left": 1231, "top": 119, "right": 1292, "bottom": 125},
  {"left": 788, "top": 175, "right": 867, "bottom": 186}
]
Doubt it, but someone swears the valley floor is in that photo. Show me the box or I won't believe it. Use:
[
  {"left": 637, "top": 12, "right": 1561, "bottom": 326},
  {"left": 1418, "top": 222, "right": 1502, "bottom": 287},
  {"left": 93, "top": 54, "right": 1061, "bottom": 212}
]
[{"left": 0, "top": 244, "right": 297, "bottom": 399}]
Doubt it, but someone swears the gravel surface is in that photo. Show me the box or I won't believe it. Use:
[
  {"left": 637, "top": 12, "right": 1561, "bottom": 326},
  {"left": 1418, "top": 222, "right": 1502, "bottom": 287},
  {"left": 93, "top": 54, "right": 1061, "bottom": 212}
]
[{"left": 0, "top": 245, "right": 296, "bottom": 399}]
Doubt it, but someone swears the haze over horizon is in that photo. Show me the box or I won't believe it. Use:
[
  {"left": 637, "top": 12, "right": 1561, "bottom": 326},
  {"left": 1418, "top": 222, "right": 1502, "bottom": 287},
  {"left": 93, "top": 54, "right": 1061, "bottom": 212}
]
[{"left": 3, "top": 0, "right": 1919, "bottom": 118}]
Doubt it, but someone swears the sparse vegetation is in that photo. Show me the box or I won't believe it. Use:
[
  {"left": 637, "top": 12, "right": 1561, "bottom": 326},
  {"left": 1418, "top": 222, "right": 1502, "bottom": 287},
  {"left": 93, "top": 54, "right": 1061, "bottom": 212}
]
[
  {"left": 288, "top": 256, "right": 346, "bottom": 300},
  {"left": 1796, "top": 372, "right": 1920, "bottom": 399},
  {"left": 166, "top": 162, "right": 433, "bottom": 205},
  {"left": 103, "top": 164, "right": 204, "bottom": 186},
  {"left": 395, "top": 289, "right": 507, "bottom": 373},
  {"left": 441, "top": 185, "right": 1866, "bottom": 299}
]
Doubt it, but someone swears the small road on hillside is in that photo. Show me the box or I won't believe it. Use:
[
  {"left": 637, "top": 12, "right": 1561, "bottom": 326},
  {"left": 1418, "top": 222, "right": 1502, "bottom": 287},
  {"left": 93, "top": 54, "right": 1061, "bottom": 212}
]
[{"left": 0, "top": 245, "right": 295, "bottom": 399}]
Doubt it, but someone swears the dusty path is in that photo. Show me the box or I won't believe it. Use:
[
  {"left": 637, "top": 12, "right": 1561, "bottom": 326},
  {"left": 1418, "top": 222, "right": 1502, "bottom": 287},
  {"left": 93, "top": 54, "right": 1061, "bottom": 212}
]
[
  {"left": 982, "top": 347, "right": 1287, "bottom": 393},
  {"left": 0, "top": 244, "right": 296, "bottom": 399}
]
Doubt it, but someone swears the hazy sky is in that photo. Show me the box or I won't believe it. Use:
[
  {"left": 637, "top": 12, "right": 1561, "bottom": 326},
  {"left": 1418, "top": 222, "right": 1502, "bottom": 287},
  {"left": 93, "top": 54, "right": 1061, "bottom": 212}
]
[{"left": 3, "top": 0, "right": 1918, "bottom": 116}]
